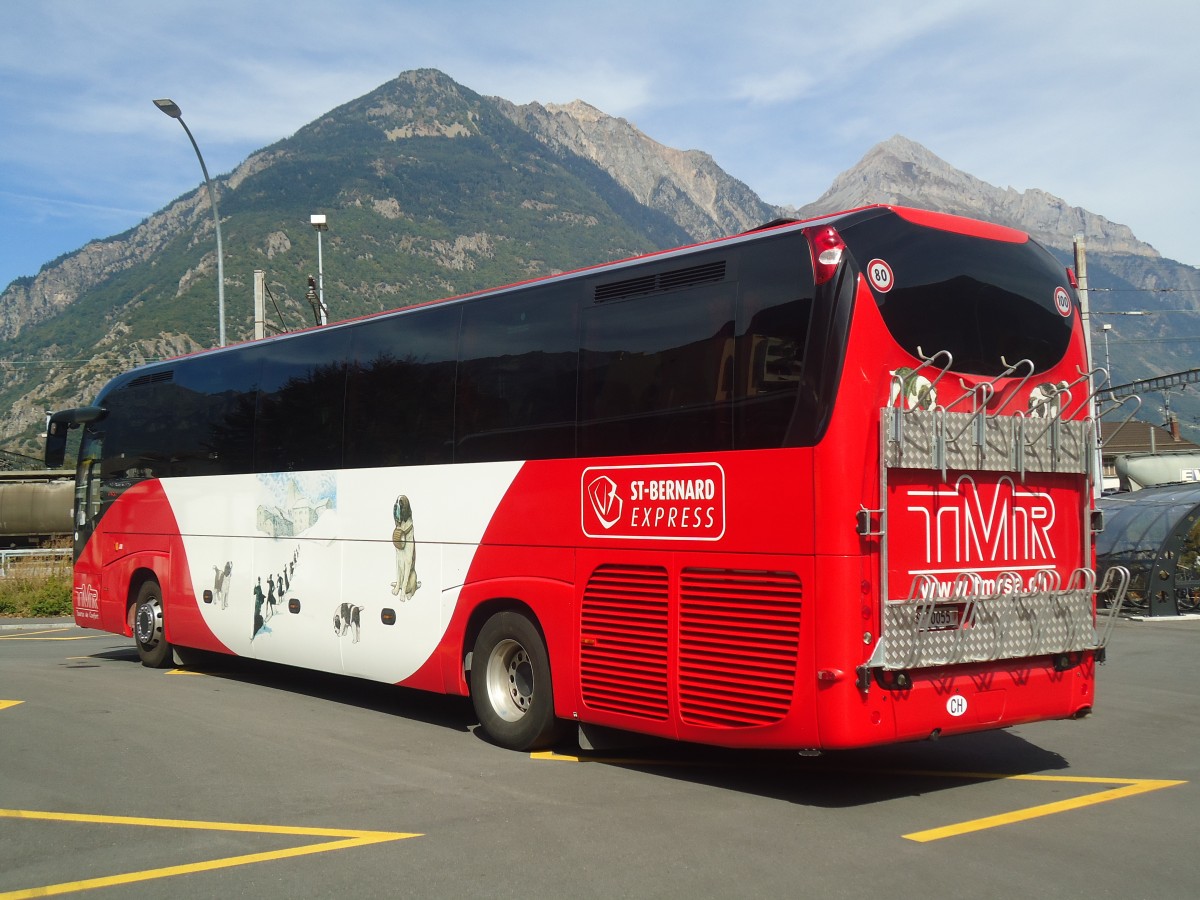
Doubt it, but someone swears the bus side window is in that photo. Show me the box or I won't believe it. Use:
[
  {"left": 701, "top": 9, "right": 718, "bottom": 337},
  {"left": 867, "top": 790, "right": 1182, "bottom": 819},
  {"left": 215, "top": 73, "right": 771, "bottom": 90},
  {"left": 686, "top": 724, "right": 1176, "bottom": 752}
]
[
  {"left": 455, "top": 285, "right": 579, "bottom": 463},
  {"left": 254, "top": 328, "right": 351, "bottom": 473},
  {"left": 580, "top": 283, "right": 736, "bottom": 458},
  {"left": 733, "top": 233, "right": 815, "bottom": 448},
  {"left": 165, "top": 354, "right": 261, "bottom": 476},
  {"left": 344, "top": 305, "right": 460, "bottom": 468}
]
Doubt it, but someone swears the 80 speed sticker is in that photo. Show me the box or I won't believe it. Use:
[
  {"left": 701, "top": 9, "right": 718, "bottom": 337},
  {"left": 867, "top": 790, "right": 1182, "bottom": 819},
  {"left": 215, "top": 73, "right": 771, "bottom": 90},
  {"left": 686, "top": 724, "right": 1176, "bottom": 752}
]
[{"left": 867, "top": 258, "right": 894, "bottom": 293}]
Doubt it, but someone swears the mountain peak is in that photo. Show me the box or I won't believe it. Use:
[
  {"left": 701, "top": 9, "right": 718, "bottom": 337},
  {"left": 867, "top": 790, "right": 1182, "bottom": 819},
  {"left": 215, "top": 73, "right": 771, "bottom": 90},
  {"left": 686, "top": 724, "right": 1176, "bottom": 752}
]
[
  {"left": 874, "top": 134, "right": 941, "bottom": 162},
  {"left": 495, "top": 97, "right": 776, "bottom": 239},
  {"left": 284, "top": 68, "right": 487, "bottom": 145},
  {"left": 544, "top": 99, "right": 608, "bottom": 124},
  {"left": 799, "top": 136, "right": 1159, "bottom": 259}
]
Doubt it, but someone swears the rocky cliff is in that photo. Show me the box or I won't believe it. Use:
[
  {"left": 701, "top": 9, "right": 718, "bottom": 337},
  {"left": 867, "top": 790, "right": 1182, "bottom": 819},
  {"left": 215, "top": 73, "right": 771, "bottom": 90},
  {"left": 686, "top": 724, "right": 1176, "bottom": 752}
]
[
  {"left": 496, "top": 97, "right": 779, "bottom": 239},
  {"left": 795, "top": 135, "right": 1159, "bottom": 259}
]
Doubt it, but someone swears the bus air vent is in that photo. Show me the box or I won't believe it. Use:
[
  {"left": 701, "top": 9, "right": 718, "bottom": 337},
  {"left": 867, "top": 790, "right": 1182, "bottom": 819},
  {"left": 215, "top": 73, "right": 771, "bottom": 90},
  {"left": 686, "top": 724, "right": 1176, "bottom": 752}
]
[
  {"left": 678, "top": 568, "right": 803, "bottom": 728},
  {"left": 594, "top": 260, "right": 726, "bottom": 303},
  {"left": 127, "top": 370, "right": 175, "bottom": 388},
  {"left": 580, "top": 563, "right": 670, "bottom": 721}
]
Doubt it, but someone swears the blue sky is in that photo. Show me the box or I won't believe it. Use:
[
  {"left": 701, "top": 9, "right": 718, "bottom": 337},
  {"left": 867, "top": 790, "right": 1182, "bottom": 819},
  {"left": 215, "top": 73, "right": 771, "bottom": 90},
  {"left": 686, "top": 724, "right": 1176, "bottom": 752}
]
[{"left": 1, "top": 0, "right": 1197, "bottom": 292}]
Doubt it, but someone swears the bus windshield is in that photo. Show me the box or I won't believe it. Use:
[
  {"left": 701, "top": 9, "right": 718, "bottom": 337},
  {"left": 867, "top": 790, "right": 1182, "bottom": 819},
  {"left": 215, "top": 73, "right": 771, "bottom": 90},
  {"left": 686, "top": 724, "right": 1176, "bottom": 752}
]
[{"left": 838, "top": 208, "right": 1075, "bottom": 376}]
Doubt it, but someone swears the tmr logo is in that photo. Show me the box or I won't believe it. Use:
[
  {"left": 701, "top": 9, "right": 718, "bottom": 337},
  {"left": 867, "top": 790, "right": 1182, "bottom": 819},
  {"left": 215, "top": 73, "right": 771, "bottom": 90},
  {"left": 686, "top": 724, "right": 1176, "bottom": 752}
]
[
  {"left": 901, "top": 474, "right": 1057, "bottom": 573},
  {"left": 582, "top": 462, "right": 725, "bottom": 541},
  {"left": 74, "top": 577, "right": 100, "bottom": 620}
]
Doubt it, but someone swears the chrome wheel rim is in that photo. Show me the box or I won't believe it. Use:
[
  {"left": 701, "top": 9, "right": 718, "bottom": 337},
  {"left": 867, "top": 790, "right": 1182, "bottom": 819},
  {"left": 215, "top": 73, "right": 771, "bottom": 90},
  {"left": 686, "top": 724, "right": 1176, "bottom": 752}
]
[
  {"left": 484, "top": 638, "right": 534, "bottom": 723},
  {"left": 134, "top": 596, "right": 163, "bottom": 649}
]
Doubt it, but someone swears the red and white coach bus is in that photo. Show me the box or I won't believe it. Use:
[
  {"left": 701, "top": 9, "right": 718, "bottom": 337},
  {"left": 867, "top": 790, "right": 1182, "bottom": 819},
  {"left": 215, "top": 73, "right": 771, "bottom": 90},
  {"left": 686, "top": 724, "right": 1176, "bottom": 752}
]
[{"left": 46, "top": 205, "right": 1126, "bottom": 752}]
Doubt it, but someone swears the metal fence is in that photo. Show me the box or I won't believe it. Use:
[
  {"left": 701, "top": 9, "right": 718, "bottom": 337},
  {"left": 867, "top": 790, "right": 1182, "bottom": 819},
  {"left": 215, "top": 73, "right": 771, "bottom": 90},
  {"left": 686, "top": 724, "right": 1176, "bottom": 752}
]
[{"left": 0, "top": 547, "right": 71, "bottom": 578}]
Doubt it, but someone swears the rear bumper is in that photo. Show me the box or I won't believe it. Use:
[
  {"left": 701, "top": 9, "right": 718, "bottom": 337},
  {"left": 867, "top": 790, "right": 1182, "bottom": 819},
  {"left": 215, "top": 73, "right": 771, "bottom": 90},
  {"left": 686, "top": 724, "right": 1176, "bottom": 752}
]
[{"left": 816, "top": 652, "right": 1095, "bottom": 749}]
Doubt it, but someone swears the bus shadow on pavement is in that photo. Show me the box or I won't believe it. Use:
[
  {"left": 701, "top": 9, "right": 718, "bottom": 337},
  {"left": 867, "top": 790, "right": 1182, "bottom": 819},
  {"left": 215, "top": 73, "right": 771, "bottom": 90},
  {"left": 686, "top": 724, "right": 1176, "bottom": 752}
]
[
  {"left": 80, "top": 641, "right": 1071, "bottom": 809},
  {"left": 166, "top": 649, "right": 477, "bottom": 733},
  {"left": 531, "top": 729, "right": 1071, "bottom": 809}
]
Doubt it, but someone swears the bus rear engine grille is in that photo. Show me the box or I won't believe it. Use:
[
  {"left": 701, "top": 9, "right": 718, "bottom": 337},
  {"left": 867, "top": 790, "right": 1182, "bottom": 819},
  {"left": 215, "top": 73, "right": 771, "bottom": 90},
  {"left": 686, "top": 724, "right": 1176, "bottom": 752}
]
[
  {"left": 678, "top": 569, "right": 803, "bottom": 728},
  {"left": 580, "top": 564, "right": 671, "bottom": 721}
]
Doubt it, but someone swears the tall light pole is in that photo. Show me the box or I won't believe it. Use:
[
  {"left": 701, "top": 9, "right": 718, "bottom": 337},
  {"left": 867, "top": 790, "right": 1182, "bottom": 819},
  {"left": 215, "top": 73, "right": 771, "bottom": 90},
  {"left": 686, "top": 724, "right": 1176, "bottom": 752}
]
[
  {"left": 1101, "top": 323, "right": 1113, "bottom": 382},
  {"left": 154, "top": 98, "right": 226, "bottom": 347},
  {"left": 310, "top": 214, "right": 328, "bottom": 325}
]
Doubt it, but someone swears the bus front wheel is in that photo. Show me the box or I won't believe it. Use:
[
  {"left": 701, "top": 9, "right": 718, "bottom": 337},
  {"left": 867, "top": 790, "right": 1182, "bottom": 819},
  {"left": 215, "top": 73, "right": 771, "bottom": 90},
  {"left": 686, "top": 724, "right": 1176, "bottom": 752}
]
[
  {"left": 470, "top": 611, "right": 564, "bottom": 751},
  {"left": 132, "top": 581, "right": 172, "bottom": 669}
]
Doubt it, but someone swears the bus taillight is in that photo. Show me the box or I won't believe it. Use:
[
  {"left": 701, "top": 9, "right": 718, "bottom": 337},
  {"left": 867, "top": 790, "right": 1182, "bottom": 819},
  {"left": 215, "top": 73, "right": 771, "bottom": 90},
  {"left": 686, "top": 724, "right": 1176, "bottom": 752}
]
[{"left": 803, "top": 225, "right": 846, "bottom": 285}]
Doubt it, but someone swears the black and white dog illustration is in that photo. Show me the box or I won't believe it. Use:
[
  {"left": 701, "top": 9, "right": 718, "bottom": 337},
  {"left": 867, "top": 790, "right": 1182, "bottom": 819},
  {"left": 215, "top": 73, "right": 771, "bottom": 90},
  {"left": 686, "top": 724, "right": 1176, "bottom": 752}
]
[
  {"left": 211, "top": 561, "right": 232, "bottom": 609},
  {"left": 333, "top": 602, "right": 364, "bottom": 643},
  {"left": 390, "top": 494, "right": 420, "bottom": 601}
]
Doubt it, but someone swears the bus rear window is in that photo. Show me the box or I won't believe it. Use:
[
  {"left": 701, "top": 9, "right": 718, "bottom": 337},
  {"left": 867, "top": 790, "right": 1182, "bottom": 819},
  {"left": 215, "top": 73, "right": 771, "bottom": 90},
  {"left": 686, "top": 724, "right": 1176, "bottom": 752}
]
[{"left": 840, "top": 211, "right": 1075, "bottom": 376}]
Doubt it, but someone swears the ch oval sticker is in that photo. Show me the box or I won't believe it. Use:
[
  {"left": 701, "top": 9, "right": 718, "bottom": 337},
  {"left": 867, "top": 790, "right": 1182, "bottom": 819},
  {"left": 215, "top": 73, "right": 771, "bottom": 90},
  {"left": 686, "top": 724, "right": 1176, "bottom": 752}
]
[{"left": 946, "top": 695, "right": 968, "bottom": 717}]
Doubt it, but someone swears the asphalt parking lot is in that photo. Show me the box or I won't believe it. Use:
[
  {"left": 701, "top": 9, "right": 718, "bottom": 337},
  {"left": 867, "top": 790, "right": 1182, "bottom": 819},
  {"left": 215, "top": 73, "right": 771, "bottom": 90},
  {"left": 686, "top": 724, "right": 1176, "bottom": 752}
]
[{"left": 2, "top": 615, "right": 1197, "bottom": 899}]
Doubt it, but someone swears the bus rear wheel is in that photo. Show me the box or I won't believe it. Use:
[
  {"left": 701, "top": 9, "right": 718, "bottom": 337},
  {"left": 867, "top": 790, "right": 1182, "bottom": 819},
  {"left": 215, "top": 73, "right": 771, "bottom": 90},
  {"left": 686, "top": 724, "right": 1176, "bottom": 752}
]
[
  {"left": 132, "top": 580, "right": 172, "bottom": 669},
  {"left": 470, "top": 611, "right": 564, "bottom": 751}
]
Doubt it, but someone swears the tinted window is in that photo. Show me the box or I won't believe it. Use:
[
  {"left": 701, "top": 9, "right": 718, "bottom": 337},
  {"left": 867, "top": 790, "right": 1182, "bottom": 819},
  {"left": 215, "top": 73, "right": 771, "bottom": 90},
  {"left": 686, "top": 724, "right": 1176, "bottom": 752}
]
[
  {"left": 733, "top": 234, "right": 814, "bottom": 448},
  {"left": 254, "top": 328, "right": 351, "bottom": 472},
  {"left": 175, "top": 351, "right": 260, "bottom": 475},
  {"left": 456, "top": 286, "right": 579, "bottom": 462},
  {"left": 841, "top": 211, "right": 1075, "bottom": 376},
  {"left": 344, "top": 305, "right": 460, "bottom": 468},
  {"left": 580, "top": 282, "right": 736, "bottom": 457},
  {"left": 95, "top": 351, "right": 261, "bottom": 478}
]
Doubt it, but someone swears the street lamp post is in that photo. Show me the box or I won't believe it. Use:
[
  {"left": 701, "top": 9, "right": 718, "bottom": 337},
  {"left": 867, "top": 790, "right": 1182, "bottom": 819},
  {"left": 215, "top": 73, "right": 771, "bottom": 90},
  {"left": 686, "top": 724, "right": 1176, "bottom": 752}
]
[
  {"left": 154, "top": 98, "right": 226, "bottom": 347},
  {"left": 1102, "top": 323, "right": 1113, "bottom": 383},
  {"left": 310, "top": 214, "right": 328, "bottom": 325}
]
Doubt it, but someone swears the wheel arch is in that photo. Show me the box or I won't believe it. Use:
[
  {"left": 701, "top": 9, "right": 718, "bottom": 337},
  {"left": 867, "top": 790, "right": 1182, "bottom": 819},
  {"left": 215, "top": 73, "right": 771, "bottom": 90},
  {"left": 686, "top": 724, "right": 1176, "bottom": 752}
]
[
  {"left": 123, "top": 564, "right": 167, "bottom": 635},
  {"left": 462, "top": 596, "right": 543, "bottom": 679},
  {"left": 456, "top": 578, "right": 573, "bottom": 707}
]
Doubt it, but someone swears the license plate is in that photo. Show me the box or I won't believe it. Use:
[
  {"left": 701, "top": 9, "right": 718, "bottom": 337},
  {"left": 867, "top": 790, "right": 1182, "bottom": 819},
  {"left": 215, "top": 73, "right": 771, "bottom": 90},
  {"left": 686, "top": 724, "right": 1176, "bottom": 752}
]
[{"left": 927, "top": 606, "right": 960, "bottom": 630}]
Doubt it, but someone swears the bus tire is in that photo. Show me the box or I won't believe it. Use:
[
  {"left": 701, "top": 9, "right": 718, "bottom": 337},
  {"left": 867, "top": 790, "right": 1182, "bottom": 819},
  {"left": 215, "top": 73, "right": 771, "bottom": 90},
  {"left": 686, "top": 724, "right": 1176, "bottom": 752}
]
[
  {"left": 132, "top": 580, "right": 172, "bottom": 669},
  {"left": 470, "top": 611, "right": 564, "bottom": 751}
]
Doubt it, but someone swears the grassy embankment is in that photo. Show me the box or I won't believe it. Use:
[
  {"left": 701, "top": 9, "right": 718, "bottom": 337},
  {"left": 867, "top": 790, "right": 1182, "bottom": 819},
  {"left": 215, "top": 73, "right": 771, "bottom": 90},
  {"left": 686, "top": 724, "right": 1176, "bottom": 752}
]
[{"left": 0, "top": 546, "right": 72, "bottom": 617}]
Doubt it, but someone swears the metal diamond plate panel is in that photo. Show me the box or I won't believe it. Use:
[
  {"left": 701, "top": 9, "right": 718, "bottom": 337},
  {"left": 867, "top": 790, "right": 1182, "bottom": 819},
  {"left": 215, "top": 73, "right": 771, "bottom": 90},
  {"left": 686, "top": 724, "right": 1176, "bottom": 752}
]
[
  {"left": 883, "top": 408, "right": 1091, "bottom": 475},
  {"left": 881, "top": 589, "right": 1097, "bottom": 669}
]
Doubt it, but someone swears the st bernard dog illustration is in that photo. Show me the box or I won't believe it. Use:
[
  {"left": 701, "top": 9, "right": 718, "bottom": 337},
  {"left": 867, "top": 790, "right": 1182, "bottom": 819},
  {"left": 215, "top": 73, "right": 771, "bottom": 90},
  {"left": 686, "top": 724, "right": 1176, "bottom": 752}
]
[{"left": 390, "top": 494, "right": 420, "bottom": 601}]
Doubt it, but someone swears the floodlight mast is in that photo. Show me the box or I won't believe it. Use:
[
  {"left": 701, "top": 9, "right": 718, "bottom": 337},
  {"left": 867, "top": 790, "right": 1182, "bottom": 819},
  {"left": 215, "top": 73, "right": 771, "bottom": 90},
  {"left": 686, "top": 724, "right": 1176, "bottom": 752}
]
[{"left": 311, "top": 214, "right": 328, "bottom": 326}]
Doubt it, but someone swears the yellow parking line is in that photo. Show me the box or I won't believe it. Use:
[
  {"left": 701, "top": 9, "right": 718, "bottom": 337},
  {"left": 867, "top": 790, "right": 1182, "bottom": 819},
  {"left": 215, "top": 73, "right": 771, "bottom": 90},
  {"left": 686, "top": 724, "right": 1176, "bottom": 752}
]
[
  {"left": 531, "top": 753, "right": 1187, "bottom": 842},
  {"left": 901, "top": 773, "right": 1186, "bottom": 842},
  {"left": 532, "top": 750, "right": 696, "bottom": 766},
  {"left": 0, "top": 700, "right": 23, "bottom": 712},
  {"left": 0, "top": 809, "right": 421, "bottom": 899},
  {"left": 0, "top": 628, "right": 91, "bottom": 640}
]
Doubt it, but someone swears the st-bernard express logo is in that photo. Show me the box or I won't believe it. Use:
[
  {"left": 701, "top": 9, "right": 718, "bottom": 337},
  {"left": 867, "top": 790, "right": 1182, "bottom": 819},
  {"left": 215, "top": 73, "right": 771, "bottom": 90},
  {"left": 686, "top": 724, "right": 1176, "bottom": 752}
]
[{"left": 582, "top": 462, "right": 725, "bottom": 541}]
